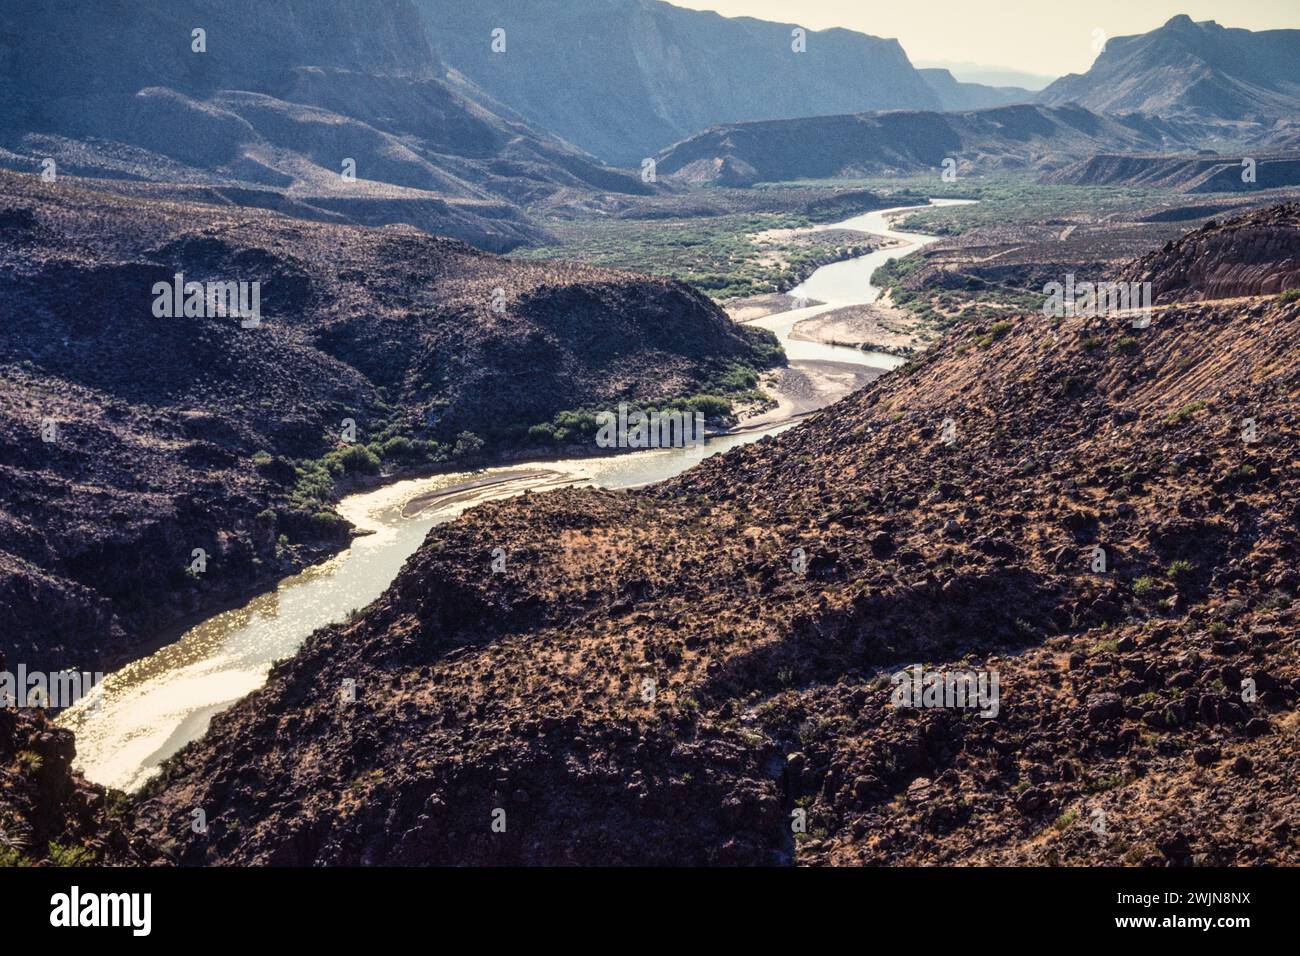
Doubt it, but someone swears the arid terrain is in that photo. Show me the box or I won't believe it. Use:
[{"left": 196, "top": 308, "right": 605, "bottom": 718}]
[
  {"left": 0, "top": 1, "right": 1298, "bottom": 890},
  {"left": 0, "top": 170, "right": 777, "bottom": 676},
  {"left": 115, "top": 204, "right": 1300, "bottom": 866}
]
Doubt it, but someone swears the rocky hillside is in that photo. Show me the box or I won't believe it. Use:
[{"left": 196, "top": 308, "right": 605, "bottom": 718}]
[
  {"left": 1043, "top": 153, "right": 1300, "bottom": 193},
  {"left": 1037, "top": 15, "right": 1300, "bottom": 123},
  {"left": 655, "top": 104, "right": 1209, "bottom": 186},
  {"left": 0, "top": 0, "right": 647, "bottom": 251},
  {"left": 0, "top": 170, "right": 776, "bottom": 676},
  {"left": 0, "top": 655, "right": 159, "bottom": 868},
  {"left": 136, "top": 207, "right": 1300, "bottom": 866},
  {"left": 1117, "top": 203, "right": 1300, "bottom": 302},
  {"left": 421, "top": 0, "right": 941, "bottom": 166}
]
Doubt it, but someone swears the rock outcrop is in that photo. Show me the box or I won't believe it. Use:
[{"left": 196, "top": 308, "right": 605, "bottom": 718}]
[
  {"left": 0, "top": 654, "right": 159, "bottom": 867},
  {"left": 1117, "top": 203, "right": 1300, "bottom": 302}
]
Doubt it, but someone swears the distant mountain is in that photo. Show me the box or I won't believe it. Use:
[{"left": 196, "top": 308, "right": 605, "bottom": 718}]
[
  {"left": 918, "top": 69, "right": 1032, "bottom": 111},
  {"left": 1037, "top": 15, "right": 1300, "bottom": 122},
  {"left": 0, "top": 0, "right": 648, "bottom": 251},
  {"left": 916, "top": 61, "right": 1058, "bottom": 92},
  {"left": 655, "top": 104, "right": 1212, "bottom": 186},
  {"left": 418, "top": 0, "right": 942, "bottom": 165}
]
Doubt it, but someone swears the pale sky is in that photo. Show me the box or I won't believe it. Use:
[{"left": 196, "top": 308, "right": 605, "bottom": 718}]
[{"left": 667, "top": 1, "right": 1300, "bottom": 80}]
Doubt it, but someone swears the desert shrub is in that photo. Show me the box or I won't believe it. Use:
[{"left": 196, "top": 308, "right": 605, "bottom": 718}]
[
  {"left": 452, "top": 431, "right": 485, "bottom": 458},
  {"left": 680, "top": 394, "right": 732, "bottom": 418},
  {"left": 290, "top": 464, "right": 335, "bottom": 511},
  {"left": 331, "top": 444, "right": 381, "bottom": 475},
  {"left": 1165, "top": 559, "right": 1195, "bottom": 584},
  {"left": 378, "top": 436, "right": 415, "bottom": 461},
  {"left": 46, "top": 842, "right": 96, "bottom": 867},
  {"left": 1162, "top": 400, "right": 1207, "bottom": 426},
  {"left": 974, "top": 321, "right": 1014, "bottom": 349},
  {"left": 15, "top": 750, "right": 41, "bottom": 773},
  {"left": 309, "top": 511, "right": 350, "bottom": 537},
  {"left": 0, "top": 846, "right": 27, "bottom": 867}
]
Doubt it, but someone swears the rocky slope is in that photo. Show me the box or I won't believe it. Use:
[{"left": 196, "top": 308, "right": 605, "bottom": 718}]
[
  {"left": 1037, "top": 16, "right": 1300, "bottom": 124},
  {"left": 655, "top": 105, "right": 1211, "bottom": 186},
  {"left": 1043, "top": 153, "right": 1300, "bottom": 193},
  {"left": 1117, "top": 203, "right": 1300, "bottom": 302},
  {"left": 0, "top": 0, "right": 647, "bottom": 251},
  {"left": 136, "top": 206, "right": 1300, "bottom": 866},
  {"left": 421, "top": 0, "right": 941, "bottom": 166},
  {"left": 0, "top": 169, "right": 776, "bottom": 676},
  {"left": 0, "top": 656, "right": 159, "bottom": 867}
]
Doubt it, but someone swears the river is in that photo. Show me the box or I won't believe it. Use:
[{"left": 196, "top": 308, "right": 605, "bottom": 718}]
[{"left": 58, "top": 198, "right": 970, "bottom": 792}]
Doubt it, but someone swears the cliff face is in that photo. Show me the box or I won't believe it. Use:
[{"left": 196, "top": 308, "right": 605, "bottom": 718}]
[
  {"left": 137, "top": 208, "right": 1300, "bottom": 866},
  {"left": 1117, "top": 203, "right": 1300, "bottom": 302},
  {"left": 0, "top": 170, "right": 774, "bottom": 675},
  {"left": 2, "top": 0, "right": 436, "bottom": 114},
  {"left": 421, "top": 0, "right": 941, "bottom": 165}
]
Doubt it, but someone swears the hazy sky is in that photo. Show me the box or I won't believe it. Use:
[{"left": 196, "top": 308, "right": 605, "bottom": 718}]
[{"left": 668, "top": 1, "right": 1300, "bottom": 79}]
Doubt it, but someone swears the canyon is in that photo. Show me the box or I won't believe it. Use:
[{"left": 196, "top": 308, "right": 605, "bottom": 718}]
[
  {"left": 1, "top": 2, "right": 1298, "bottom": 878},
  {"left": 117, "top": 204, "right": 1300, "bottom": 866},
  {"left": 0, "top": 169, "right": 778, "bottom": 677}
]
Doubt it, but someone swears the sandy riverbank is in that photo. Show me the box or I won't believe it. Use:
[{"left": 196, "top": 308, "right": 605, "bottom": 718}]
[
  {"left": 724, "top": 292, "right": 824, "bottom": 322},
  {"left": 736, "top": 359, "right": 886, "bottom": 430},
  {"left": 785, "top": 295, "right": 933, "bottom": 356}
]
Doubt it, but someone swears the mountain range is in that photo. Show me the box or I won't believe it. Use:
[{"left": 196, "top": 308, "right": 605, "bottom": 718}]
[
  {"left": 1037, "top": 15, "right": 1300, "bottom": 123},
  {"left": 0, "top": 0, "right": 649, "bottom": 251},
  {"left": 4, "top": 5, "right": 1298, "bottom": 246},
  {"left": 654, "top": 104, "right": 1215, "bottom": 185},
  {"left": 421, "top": 0, "right": 944, "bottom": 165},
  {"left": 0, "top": 0, "right": 1042, "bottom": 242}
]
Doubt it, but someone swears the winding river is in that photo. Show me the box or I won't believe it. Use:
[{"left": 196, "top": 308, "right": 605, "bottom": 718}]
[{"left": 58, "top": 198, "right": 971, "bottom": 792}]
